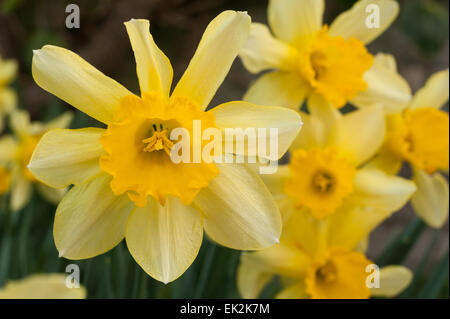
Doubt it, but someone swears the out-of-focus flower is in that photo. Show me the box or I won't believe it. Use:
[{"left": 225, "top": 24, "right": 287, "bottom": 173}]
[
  {"left": 237, "top": 206, "right": 413, "bottom": 299},
  {"left": 29, "top": 12, "right": 302, "bottom": 283},
  {"left": 0, "top": 165, "right": 11, "bottom": 195},
  {"left": 368, "top": 66, "right": 449, "bottom": 228},
  {"left": 0, "top": 274, "right": 86, "bottom": 299},
  {"left": 238, "top": 101, "right": 416, "bottom": 298},
  {"left": 0, "top": 110, "right": 72, "bottom": 211},
  {"left": 0, "top": 55, "right": 18, "bottom": 132},
  {"left": 264, "top": 100, "right": 416, "bottom": 220},
  {"left": 239, "top": 0, "right": 409, "bottom": 111}
]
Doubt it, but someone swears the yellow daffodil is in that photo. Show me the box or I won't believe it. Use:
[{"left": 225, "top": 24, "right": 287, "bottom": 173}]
[
  {"left": 0, "top": 274, "right": 86, "bottom": 299},
  {"left": 263, "top": 98, "right": 416, "bottom": 221},
  {"left": 239, "top": 0, "right": 410, "bottom": 111},
  {"left": 237, "top": 207, "right": 413, "bottom": 299},
  {"left": 239, "top": 101, "right": 416, "bottom": 298},
  {"left": 0, "top": 110, "right": 72, "bottom": 211},
  {"left": 367, "top": 65, "right": 449, "bottom": 228},
  {"left": 0, "top": 55, "right": 18, "bottom": 132},
  {"left": 0, "top": 165, "right": 11, "bottom": 195},
  {"left": 28, "top": 11, "right": 302, "bottom": 283}
]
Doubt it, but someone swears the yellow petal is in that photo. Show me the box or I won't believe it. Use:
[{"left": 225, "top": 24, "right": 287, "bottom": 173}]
[
  {"left": 10, "top": 174, "right": 32, "bottom": 212},
  {"left": 289, "top": 112, "right": 326, "bottom": 151},
  {"left": 126, "top": 196, "right": 203, "bottom": 283},
  {"left": 370, "top": 266, "right": 413, "bottom": 298},
  {"left": 124, "top": 19, "right": 173, "bottom": 97},
  {"left": 276, "top": 281, "right": 309, "bottom": 299},
  {"left": 32, "top": 45, "right": 133, "bottom": 124},
  {"left": 329, "top": 0, "right": 399, "bottom": 44},
  {"left": 9, "top": 109, "right": 32, "bottom": 139},
  {"left": 308, "top": 93, "right": 341, "bottom": 141},
  {"left": 29, "top": 128, "right": 104, "bottom": 188},
  {"left": 0, "top": 274, "right": 86, "bottom": 299},
  {"left": 0, "top": 87, "right": 17, "bottom": 114},
  {"left": 409, "top": 69, "right": 449, "bottom": 110},
  {"left": 244, "top": 71, "right": 308, "bottom": 110},
  {"left": 330, "top": 106, "right": 386, "bottom": 166},
  {"left": 211, "top": 101, "right": 302, "bottom": 160},
  {"left": 172, "top": 11, "right": 250, "bottom": 109},
  {"left": 352, "top": 53, "right": 412, "bottom": 114},
  {"left": 0, "top": 58, "right": 17, "bottom": 84},
  {"left": 411, "top": 169, "right": 449, "bottom": 228},
  {"left": 352, "top": 168, "right": 417, "bottom": 212},
  {"left": 237, "top": 253, "right": 274, "bottom": 299},
  {"left": 0, "top": 135, "right": 18, "bottom": 162},
  {"left": 328, "top": 202, "right": 392, "bottom": 250},
  {"left": 241, "top": 242, "right": 310, "bottom": 279},
  {"left": 54, "top": 174, "right": 133, "bottom": 259},
  {"left": 268, "top": 0, "right": 324, "bottom": 45},
  {"left": 257, "top": 164, "right": 290, "bottom": 196},
  {"left": 364, "top": 149, "right": 403, "bottom": 175},
  {"left": 239, "top": 23, "right": 297, "bottom": 73},
  {"left": 37, "top": 184, "right": 66, "bottom": 204},
  {"left": 193, "top": 162, "right": 281, "bottom": 250}
]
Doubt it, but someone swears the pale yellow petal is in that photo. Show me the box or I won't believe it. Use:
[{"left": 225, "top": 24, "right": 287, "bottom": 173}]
[
  {"left": 330, "top": 106, "right": 386, "bottom": 166},
  {"left": 0, "top": 58, "right": 17, "bottom": 84},
  {"left": 364, "top": 149, "right": 403, "bottom": 175},
  {"left": 10, "top": 174, "right": 32, "bottom": 212},
  {"left": 126, "top": 196, "right": 203, "bottom": 283},
  {"left": 0, "top": 274, "right": 86, "bottom": 299},
  {"left": 239, "top": 23, "right": 297, "bottom": 73},
  {"left": 352, "top": 53, "right": 412, "bottom": 114},
  {"left": 32, "top": 45, "right": 133, "bottom": 124},
  {"left": 0, "top": 135, "right": 18, "bottom": 162},
  {"left": 124, "top": 19, "right": 173, "bottom": 97},
  {"left": 329, "top": 0, "right": 399, "bottom": 44},
  {"left": 276, "top": 281, "right": 309, "bottom": 299},
  {"left": 328, "top": 202, "right": 392, "bottom": 250},
  {"left": 289, "top": 112, "right": 326, "bottom": 151},
  {"left": 370, "top": 266, "right": 413, "bottom": 297},
  {"left": 54, "top": 174, "right": 133, "bottom": 259},
  {"left": 244, "top": 71, "right": 308, "bottom": 110},
  {"left": 409, "top": 69, "right": 449, "bottom": 110},
  {"left": 172, "top": 11, "right": 250, "bottom": 109},
  {"left": 257, "top": 164, "right": 290, "bottom": 196},
  {"left": 0, "top": 87, "right": 17, "bottom": 114},
  {"left": 352, "top": 168, "right": 417, "bottom": 212},
  {"left": 193, "top": 162, "right": 281, "bottom": 250},
  {"left": 37, "top": 184, "right": 66, "bottom": 204},
  {"left": 411, "top": 169, "right": 449, "bottom": 228},
  {"left": 307, "top": 93, "right": 341, "bottom": 142},
  {"left": 268, "top": 0, "right": 324, "bottom": 45},
  {"left": 9, "top": 109, "right": 32, "bottom": 139},
  {"left": 237, "top": 253, "right": 274, "bottom": 299},
  {"left": 28, "top": 128, "right": 104, "bottom": 188},
  {"left": 211, "top": 101, "right": 303, "bottom": 160}
]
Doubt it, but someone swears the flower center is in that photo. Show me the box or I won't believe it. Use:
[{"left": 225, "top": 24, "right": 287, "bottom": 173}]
[
  {"left": 142, "top": 123, "right": 174, "bottom": 155},
  {"left": 100, "top": 92, "right": 219, "bottom": 207},
  {"left": 298, "top": 26, "right": 373, "bottom": 108},
  {"left": 316, "top": 260, "right": 337, "bottom": 284},
  {"left": 387, "top": 107, "right": 449, "bottom": 173},
  {"left": 305, "top": 247, "right": 372, "bottom": 299},
  {"left": 285, "top": 148, "right": 356, "bottom": 219}
]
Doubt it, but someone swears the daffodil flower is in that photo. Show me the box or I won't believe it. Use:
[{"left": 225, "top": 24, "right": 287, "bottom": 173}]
[
  {"left": 0, "top": 110, "right": 72, "bottom": 211},
  {"left": 0, "top": 274, "right": 86, "bottom": 299},
  {"left": 0, "top": 165, "right": 11, "bottom": 195},
  {"left": 239, "top": 0, "right": 409, "bottom": 111},
  {"left": 260, "top": 99, "right": 416, "bottom": 221},
  {"left": 237, "top": 207, "right": 413, "bottom": 299},
  {"left": 367, "top": 65, "right": 449, "bottom": 228},
  {"left": 0, "top": 55, "right": 18, "bottom": 132},
  {"left": 28, "top": 11, "right": 302, "bottom": 283}
]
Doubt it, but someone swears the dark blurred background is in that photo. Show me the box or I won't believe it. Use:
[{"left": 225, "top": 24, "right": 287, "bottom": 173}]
[{"left": 0, "top": 0, "right": 448, "bottom": 297}]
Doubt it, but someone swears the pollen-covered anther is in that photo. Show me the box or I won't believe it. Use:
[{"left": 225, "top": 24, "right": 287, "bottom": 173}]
[{"left": 142, "top": 129, "right": 174, "bottom": 156}]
